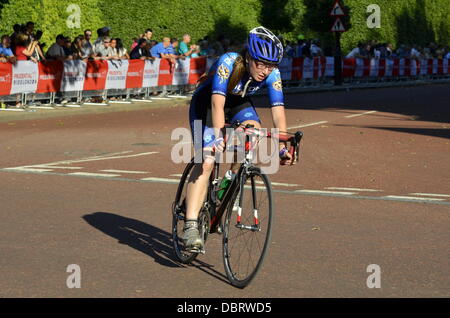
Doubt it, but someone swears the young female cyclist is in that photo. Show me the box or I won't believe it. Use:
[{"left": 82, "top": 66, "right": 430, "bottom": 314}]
[{"left": 183, "top": 26, "right": 293, "bottom": 251}]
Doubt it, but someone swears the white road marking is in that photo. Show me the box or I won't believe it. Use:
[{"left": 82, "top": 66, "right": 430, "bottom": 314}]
[
  {"left": 345, "top": 111, "right": 378, "bottom": 118},
  {"left": 100, "top": 169, "right": 149, "bottom": 174},
  {"left": 325, "top": 187, "right": 382, "bottom": 192},
  {"left": 140, "top": 177, "right": 180, "bottom": 184},
  {"left": 68, "top": 172, "right": 121, "bottom": 178},
  {"left": 256, "top": 181, "right": 299, "bottom": 187},
  {"left": 169, "top": 174, "right": 183, "bottom": 177},
  {"left": 384, "top": 195, "right": 445, "bottom": 202},
  {"left": 288, "top": 121, "right": 328, "bottom": 129},
  {"left": 34, "top": 151, "right": 158, "bottom": 166},
  {"left": 295, "top": 189, "right": 356, "bottom": 195},
  {"left": 3, "top": 167, "right": 53, "bottom": 173},
  {"left": 409, "top": 193, "right": 450, "bottom": 198},
  {"left": 30, "top": 166, "right": 83, "bottom": 170}
]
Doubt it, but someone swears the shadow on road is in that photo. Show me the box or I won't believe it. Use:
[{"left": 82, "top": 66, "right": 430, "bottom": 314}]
[{"left": 82, "top": 212, "right": 231, "bottom": 285}]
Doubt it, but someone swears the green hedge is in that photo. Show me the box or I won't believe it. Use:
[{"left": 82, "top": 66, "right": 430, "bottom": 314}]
[
  {"left": 0, "top": 0, "right": 105, "bottom": 48},
  {"left": 0, "top": 0, "right": 448, "bottom": 54}
]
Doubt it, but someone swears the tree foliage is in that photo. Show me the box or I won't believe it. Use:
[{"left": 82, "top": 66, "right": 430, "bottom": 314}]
[{"left": 0, "top": 0, "right": 448, "bottom": 53}]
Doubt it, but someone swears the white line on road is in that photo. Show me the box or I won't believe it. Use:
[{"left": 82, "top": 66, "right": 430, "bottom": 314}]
[
  {"left": 409, "top": 193, "right": 450, "bottom": 198},
  {"left": 100, "top": 170, "right": 149, "bottom": 174},
  {"left": 295, "top": 189, "right": 356, "bottom": 195},
  {"left": 325, "top": 187, "right": 382, "bottom": 192},
  {"left": 140, "top": 177, "right": 180, "bottom": 184},
  {"left": 384, "top": 195, "right": 445, "bottom": 202},
  {"left": 288, "top": 121, "right": 328, "bottom": 129},
  {"left": 30, "top": 166, "right": 83, "bottom": 170},
  {"left": 345, "top": 111, "right": 378, "bottom": 118},
  {"left": 37, "top": 151, "right": 158, "bottom": 166},
  {"left": 68, "top": 172, "right": 121, "bottom": 178},
  {"left": 3, "top": 167, "right": 53, "bottom": 173},
  {"left": 257, "top": 181, "right": 299, "bottom": 187}
]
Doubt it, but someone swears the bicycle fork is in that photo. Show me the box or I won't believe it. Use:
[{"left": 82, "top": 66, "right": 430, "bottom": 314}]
[{"left": 235, "top": 174, "right": 261, "bottom": 232}]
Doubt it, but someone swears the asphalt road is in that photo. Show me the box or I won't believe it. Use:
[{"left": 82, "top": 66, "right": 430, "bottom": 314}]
[{"left": 0, "top": 83, "right": 449, "bottom": 297}]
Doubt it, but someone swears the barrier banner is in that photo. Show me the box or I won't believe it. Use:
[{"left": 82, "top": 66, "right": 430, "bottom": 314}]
[
  {"left": 172, "top": 58, "right": 190, "bottom": 86},
  {"left": 343, "top": 58, "right": 356, "bottom": 77},
  {"left": 189, "top": 57, "right": 206, "bottom": 85},
  {"left": 126, "top": 59, "right": 145, "bottom": 89},
  {"left": 142, "top": 59, "right": 160, "bottom": 88},
  {"left": 61, "top": 60, "right": 86, "bottom": 92},
  {"left": 325, "top": 57, "right": 334, "bottom": 77},
  {"left": 1, "top": 57, "right": 450, "bottom": 96},
  {"left": 302, "top": 58, "right": 315, "bottom": 79},
  {"left": 157, "top": 58, "right": 172, "bottom": 86},
  {"left": 83, "top": 60, "right": 108, "bottom": 91},
  {"left": 291, "top": 57, "right": 303, "bottom": 80},
  {"left": 278, "top": 57, "right": 293, "bottom": 81},
  {"left": 37, "top": 61, "right": 64, "bottom": 93},
  {"left": 10, "top": 61, "right": 39, "bottom": 94},
  {"left": 0, "top": 62, "right": 13, "bottom": 96},
  {"left": 105, "top": 60, "right": 129, "bottom": 90}
]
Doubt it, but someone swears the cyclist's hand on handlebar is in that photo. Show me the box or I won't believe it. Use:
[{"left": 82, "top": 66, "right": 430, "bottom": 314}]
[
  {"left": 213, "top": 137, "right": 225, "bottom": 153},
  {"left": 280, "top": 147, "right": 294, "bottom": 166}
]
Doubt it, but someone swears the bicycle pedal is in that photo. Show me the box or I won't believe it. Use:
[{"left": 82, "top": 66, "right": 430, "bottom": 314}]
[{"left": 186, "top": 247, "right": 206, "bottom": 255}]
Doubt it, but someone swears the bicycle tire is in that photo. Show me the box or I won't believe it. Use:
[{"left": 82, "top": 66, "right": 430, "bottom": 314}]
[
  {"left": 222, "top": 166, "right": 274, "bottom": 288},
  {"left": 171, "top": 160, "right": 199, "bottom": 264}
]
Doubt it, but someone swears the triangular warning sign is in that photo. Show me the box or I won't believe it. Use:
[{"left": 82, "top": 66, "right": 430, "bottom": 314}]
[
  {"left": 330, "top": 1, "right": 345, "bottom": 16},
  {"left": 331, "top": 17, "right": 346, "bottom": 32}
]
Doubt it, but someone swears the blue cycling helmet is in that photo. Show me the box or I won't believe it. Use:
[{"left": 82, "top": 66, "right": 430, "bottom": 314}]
[{"left": 247, "top": 26, "right": 284, "bottom": 64}]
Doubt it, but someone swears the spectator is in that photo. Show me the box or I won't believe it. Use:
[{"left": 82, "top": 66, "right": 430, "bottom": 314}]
[
  {"left": 93, "top": 26, "right": 111, "bottom": 54},
  {"left": 45, "top": 34, "right": 67, "bottom": 61},
  {"left": 63, "top": 36, "right": 74, "bottom": 58},
  {"left": 178, "top": 34, "right": 199, "bottom": 58},
  {"left": 0, "top": 35, "right": 16, "bottom": 63},
  {"left": 346, "top": 42, "right": 365, "bottom": 58},
  {"left": 95, "top": 36, "right": 114, "bottom": 59},
  {"left": 71, "top": 35, "right": 86, "bottom": 60},
  {"left": 82, "top": 29, "right": 94, "bottom": 58},
  {"left": 410, "top": 44, "right": 422, "bottom": 59},
  {"left": 10, "top": 23, "right": 21, "bottom": 53},
  {"left": 198, "top": 39, "right": 210, "bottom": 57},
  {"left": 130, "top": 38, "right": 153, "bottom": 60},
  {"left": 25, "top": 21, "right": 35, "bottom": 42},
  {"left": 165, "top": 38, "right": 180, "bottom": 57},
  {"left": 14, "top": 33, "right": 37, "bottom": 62},
  {"left": 310, "top": 39, "right": 324, "bottom": 57},
  {"left": 151, "top": 37, "right": 172, "bottom": 58},
  {"left": 143, "top": 29, "right": 153, "bottom": 43},
  {"left": 110, "top": 38, "right": 130, "bottom": 59},
  {"left": 28, "top": 31, "right": 46, "bottom": 62},
  {"left": 285, "top": 41, "right": 295, "bottom": 57}
]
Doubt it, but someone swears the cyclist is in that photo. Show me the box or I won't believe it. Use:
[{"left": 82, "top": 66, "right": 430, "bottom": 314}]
[{"left": 183, "top": 26, "right": 293, "bottom": 251}]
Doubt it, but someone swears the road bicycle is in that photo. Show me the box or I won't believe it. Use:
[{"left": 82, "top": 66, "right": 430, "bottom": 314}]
[{"left": 171, "top": 121, "right": 303, "bottom": 288}]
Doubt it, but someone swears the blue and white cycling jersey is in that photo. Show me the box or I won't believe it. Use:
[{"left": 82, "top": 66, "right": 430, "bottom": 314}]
[
  {"left": 197, "top": 52, "right": 284, "bottom": 107},
  {"left": 190, "top": 52, "right": 285, "bottom": 148}
]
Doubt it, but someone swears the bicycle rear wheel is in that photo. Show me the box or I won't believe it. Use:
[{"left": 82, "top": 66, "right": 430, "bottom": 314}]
[
  {"left": 172, "top": 160, "right": 199, "bottom": 264},
  {"left": 222, "top": 167, "right": 274, "bottom": 288}
]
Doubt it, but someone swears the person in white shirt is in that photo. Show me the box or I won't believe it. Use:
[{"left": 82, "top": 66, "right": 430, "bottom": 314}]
[{"left": 346, "top": 43, "right": 364, "bottom": 58}]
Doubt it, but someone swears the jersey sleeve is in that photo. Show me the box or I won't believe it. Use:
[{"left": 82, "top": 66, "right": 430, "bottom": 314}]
[
  {"left": 265, "top": 68, "right": 285, "bottom": 107},
  {"left": 211, "top": 53, "right": 237, "bottom": 97}
]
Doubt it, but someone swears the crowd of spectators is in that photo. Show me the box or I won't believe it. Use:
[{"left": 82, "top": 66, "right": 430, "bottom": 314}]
[
  {"left": 3, "top": 23, "right": 448, "bottom": 65},
  {"left": 0, "top": 23, "right": 243, "bottom": 64}
]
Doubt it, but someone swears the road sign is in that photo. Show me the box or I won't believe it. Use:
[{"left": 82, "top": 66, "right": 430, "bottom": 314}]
[
  {"left": 331, "top": 17, "right": 346, "bottom": 32},
  {"left": 330, "top": 1, "right": 345, "bottom": 16}
]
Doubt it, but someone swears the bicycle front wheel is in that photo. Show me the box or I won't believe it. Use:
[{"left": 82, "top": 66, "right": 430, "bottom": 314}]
[{"left": 222, "top": 167, "right": 273, "bottom": 288}]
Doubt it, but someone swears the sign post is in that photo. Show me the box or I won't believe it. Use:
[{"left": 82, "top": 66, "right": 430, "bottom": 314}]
[{"left": 330, "top": 0, "right": 347, "bottom": 86}]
